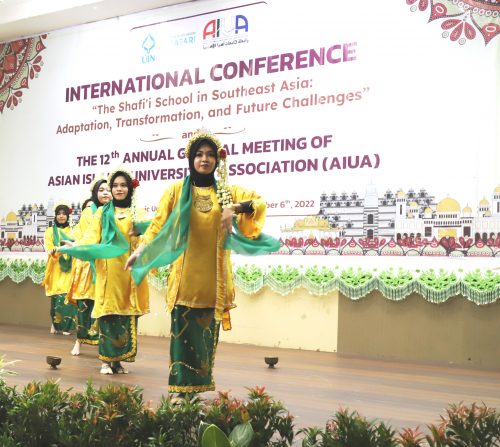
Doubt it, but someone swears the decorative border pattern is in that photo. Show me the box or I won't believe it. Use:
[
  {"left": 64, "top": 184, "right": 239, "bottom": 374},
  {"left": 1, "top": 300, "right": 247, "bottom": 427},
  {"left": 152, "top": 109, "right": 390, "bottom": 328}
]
[
  {"left": 406, "top": 0, "right": 500, "bottom": 45},
  {"left": 0, "top": 35, "right": 47, "bottom": 113},
  {"left": 3, "top": 259, "right": 497, "bottom": 305},
  {"left": 277, "top": 236, "right": 500, "bottom": 257}
]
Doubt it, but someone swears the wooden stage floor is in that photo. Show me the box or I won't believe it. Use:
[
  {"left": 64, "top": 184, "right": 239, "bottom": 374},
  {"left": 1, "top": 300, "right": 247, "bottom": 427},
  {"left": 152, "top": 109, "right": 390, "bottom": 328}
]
[{"left": 1, "top": 324, "right": 500, "bottom": 432}]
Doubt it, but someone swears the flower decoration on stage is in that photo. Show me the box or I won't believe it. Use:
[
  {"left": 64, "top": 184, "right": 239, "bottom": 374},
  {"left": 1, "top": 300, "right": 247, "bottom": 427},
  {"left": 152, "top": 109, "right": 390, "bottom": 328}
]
[
  {"left": 0, "top": 35, "right": 47, "bottom": 114},
  {"left": 132, "top": 178, "right": 140, "bottom": 189},
  {"left": 185, "top": 129, "right": 233, "bottom": 209},
  {"left": 405, "top": 0, "right": 500, "bottom": 45}
]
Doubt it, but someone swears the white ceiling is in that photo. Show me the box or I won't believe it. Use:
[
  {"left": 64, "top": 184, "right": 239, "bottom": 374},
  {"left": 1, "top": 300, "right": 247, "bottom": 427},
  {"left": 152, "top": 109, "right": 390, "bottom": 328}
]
[{"left": 0, "top": 0, "right": 193, "bottom": 43}]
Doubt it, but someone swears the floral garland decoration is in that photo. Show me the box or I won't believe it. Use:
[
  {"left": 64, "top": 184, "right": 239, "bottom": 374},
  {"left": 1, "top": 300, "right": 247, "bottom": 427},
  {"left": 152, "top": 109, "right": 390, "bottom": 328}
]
[
  {"left": 185, "top": 130, "right": 233, "bottom": 209},
  {"left": 131, "top": 178, "right": 140, "bottom": 222}
]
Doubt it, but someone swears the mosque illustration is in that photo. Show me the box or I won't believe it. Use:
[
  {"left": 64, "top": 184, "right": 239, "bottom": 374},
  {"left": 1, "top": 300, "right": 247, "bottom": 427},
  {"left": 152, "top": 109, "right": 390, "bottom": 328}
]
[
  {"left": 1, "top": 187, "right": 500, "bottom": 256},
  {"left": 0, "top": 198, "right": 83, "bottom": 252},
  {"left": 278, "top": 186, "right": 500, "bottom": 256}
]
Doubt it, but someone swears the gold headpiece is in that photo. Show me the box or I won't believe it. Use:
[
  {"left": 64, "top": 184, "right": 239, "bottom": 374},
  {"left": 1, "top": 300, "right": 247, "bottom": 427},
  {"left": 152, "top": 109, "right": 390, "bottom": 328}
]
[
  {"left": 89, "top": 174, "right": 107, "bottom": 193},
  {"left": 107, "top": 166, "right": 134, "bottom": 185},
  {"left": 184, "top": 130, "right": 224, "bottom": 160},
  {"left": 184, "top": 129, "right": 233, "bottom": 209}
]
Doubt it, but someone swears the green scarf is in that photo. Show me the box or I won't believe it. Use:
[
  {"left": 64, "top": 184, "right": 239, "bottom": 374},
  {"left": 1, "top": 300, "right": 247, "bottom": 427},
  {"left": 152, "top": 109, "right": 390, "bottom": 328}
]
[
  {"left": 131, "top": 176, "right": 280, "bottom": 285},
  {"left": 53, "top": 225, "right": 73, "bottom": 272},
  {"left": 59, "top": 202, "right": 129, "bottom": 280}
]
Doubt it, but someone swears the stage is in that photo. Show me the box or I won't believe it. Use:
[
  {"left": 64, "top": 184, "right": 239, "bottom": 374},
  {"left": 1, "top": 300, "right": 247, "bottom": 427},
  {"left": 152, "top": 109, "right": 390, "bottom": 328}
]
[{"left": 1, "top": 324, "right": 500, "bottom": 432}]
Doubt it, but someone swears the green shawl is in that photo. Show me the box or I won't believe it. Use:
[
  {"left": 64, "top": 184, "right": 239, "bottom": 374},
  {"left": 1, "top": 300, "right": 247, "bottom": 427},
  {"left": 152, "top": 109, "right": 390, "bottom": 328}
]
[
  {"left": 131, "top": 176, "right": 280, "bottom": 285},
  {"left": 53, "top": 225, "right": 74, "bottom": 272},
  {"left": 58, "top": 202, "right": 130, "bottom": 280}
]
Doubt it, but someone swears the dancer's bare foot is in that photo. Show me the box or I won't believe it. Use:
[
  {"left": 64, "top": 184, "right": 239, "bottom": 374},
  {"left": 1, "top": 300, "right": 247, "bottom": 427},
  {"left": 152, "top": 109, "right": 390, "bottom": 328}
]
[
  {"left": 62, "top": 331, "right": 71, "bottom": 336},
  {"left": 50, "top": 324, "right": 56, "bottom": 334},
  {"left": 71, "top": 340, "right": 80, "bottom": 356}
]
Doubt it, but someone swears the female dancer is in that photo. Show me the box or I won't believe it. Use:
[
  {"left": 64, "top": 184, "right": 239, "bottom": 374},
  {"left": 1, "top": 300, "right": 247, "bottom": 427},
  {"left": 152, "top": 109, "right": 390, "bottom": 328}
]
[
  {"left": 126, "top": 130, "right": 278, "bottom": 393},
  {"left": 43, "top": 203, "right": 77, "bottom": 334},
  {"left": 67, "top": 178, "right": 111, "bottom": 356},
  {"left": 60, "top": 169, "right": 149, "bottom": 374}
]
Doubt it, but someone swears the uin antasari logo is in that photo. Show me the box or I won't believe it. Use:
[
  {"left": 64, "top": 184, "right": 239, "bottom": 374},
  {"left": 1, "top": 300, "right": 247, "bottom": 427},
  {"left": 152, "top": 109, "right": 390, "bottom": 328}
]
[
  {"left": 202, "top": 15, "right": 249, "bottom": 48},
  {"left": 142, "top": 34, "right": 156, "bottom": 63}
]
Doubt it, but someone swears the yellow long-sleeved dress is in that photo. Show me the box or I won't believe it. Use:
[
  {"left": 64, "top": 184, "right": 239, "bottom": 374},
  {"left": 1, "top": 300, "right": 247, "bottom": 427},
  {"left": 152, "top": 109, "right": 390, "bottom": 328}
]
[
  {"left": 43, "top": 225, "right": 77, "bottom": 332},
  {"left": 77, "top": 205, "right": 149, "bottom": 362},
  {"left": 66, "top": 206, "right": 100, "bottom": 344},
  {"left": 67, "top": 206, "right": 96, "bottom": 302},
  {"left": 140, "top": 180, "right": 266, "bottom": 392},
  {"left": 79, "top": 206, "right": 149, "bottom": 318}
]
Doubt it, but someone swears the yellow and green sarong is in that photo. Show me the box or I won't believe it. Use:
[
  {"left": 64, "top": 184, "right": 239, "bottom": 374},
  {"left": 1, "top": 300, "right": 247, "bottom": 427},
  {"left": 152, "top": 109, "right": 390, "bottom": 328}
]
[
  {"left": 168, "top": 305, "right": 220, "bottom": 393},
  {"left": 76, "top": 299, "right": 99, "bottom": 345},
  {"left": 50, "top": 294, "right": 77, "bottom": 332},
  {"left": 98, "top": 315, "right": 138, "bottom": 362}
]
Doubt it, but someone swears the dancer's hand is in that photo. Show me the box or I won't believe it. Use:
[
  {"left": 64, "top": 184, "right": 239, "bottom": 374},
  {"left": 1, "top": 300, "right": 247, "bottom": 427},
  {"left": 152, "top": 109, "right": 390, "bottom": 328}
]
[
  {"left": 124, "top": 248, "right": 142, "bottom": 270},
  {"left": 129, "top": 224, "right": 140, "bottom": 237}
]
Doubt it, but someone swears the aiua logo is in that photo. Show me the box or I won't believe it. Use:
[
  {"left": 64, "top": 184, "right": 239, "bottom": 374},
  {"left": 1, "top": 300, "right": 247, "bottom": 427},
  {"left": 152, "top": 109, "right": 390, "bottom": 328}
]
[
  {"left": 202, "top": 15, "right": 249, "bottom": 41},
  {"left": 142, "top": 34, "right": 156, "bottom": 64}
]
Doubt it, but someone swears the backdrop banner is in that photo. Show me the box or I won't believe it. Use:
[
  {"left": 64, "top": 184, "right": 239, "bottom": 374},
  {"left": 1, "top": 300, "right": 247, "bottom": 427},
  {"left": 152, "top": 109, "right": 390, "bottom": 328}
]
[{"left": 0, "top": 0, "right": 499, "bottom": 262}]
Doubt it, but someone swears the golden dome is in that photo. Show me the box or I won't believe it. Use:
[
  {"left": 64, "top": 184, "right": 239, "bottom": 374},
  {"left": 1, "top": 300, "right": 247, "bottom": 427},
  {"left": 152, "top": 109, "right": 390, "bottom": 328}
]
[
  {"left": 409, "top": 201, "right": 418, "bottom": 207},
  {"left": 396, "top": 191, "right": 406, "bottom": 198},
  {"left": 494, "top": 186, "right": 500, "bottom": 193},
  {"left": 479, "top": 198, "right": 489, "bottom": 206},
  {"left": 436, "top": 197, "right": 460, "bottom": 213},
  {"left": 484, "top": 210, "right": 492, "bottom": 217},
  {"left": 463, "top": 205, "right": 472, "bottom": 213},
  {"left": 424, "top": 207, "right": 432, "bottom": 214},
  {"left": 6, "top": 211, "right": 17, "bottom": 222}
]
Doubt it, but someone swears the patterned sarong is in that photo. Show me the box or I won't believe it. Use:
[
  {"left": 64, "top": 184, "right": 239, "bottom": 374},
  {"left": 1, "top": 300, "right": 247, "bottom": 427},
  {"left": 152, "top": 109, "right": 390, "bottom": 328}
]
[
  {"left": 168, "top": 305, "right": 220, "bottom": 393},
  {"left": 76, "top": 299, "right": 98, "bottom": 345},
  {"left": 50, "top": 294, "right": 77, "bottom": 332},
  {"left": 98, "top": 315, "right": 137, "bottom": 362}
]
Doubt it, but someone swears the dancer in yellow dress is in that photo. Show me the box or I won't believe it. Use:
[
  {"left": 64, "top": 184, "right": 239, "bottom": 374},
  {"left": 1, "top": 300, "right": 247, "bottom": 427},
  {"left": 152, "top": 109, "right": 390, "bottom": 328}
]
[
  {"left": 126, "top": 130, "right": 279, "bottom": 393},
  {"left": 60, "top": 169, "right": 149, "bottom": 374},
  {"left": 67, "top": 178, "right": 111, "bottom": 356},
  {"left": 42, "top": 203, "right": 77, "bottom": 334}
]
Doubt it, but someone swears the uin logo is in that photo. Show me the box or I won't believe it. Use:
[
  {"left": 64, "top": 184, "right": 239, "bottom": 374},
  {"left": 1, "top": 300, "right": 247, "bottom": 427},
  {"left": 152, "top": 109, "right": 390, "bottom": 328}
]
[
  {"left": 142, "top": 34, "right": 156, "bottom": 63},
  {"left": 203, "top": 15, "right": 249, "bottom": 44}
]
